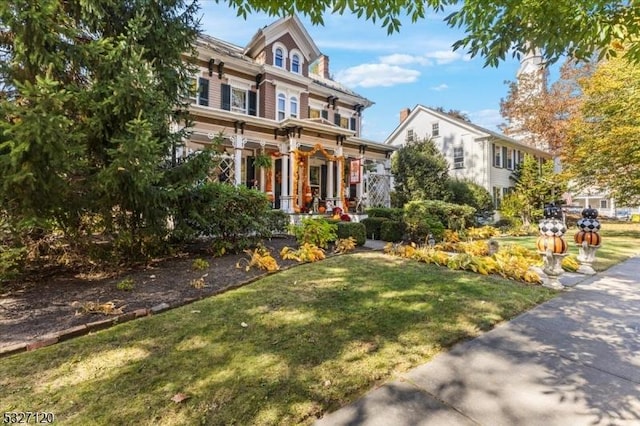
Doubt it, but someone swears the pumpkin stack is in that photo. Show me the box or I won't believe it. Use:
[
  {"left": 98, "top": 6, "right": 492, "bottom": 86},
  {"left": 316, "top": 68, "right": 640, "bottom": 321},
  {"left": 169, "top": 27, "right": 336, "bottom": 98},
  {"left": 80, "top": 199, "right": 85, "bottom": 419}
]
[
  {"left": 574, "top": 207, "right": 602, "bottom": 247},
  {"left": 536, "top": 204, "right": 568, "bottom": 254}
]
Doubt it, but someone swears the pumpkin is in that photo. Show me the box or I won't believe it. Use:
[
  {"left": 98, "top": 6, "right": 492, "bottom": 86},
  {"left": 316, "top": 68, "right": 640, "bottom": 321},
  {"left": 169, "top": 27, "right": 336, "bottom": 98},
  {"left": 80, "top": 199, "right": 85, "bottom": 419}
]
[
  {"left": 266, "top": 191, "right": 274, "bottom": 202},
  {"left": 536, "top": 235, "right": 568, "bottom": 254},
  {"left": 581, "top": 207, "right": 599, "bottom": 219},
  {"left": 318, "top": 206, "right": 326, "bottom": 214},
  {"left": 574, "top": 230, "right": 601, "bottom": 246}
]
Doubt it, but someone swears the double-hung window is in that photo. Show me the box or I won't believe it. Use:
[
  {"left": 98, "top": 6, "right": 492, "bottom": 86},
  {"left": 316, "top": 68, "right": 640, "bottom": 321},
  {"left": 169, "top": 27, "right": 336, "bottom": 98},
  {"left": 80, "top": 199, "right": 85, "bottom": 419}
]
[
  {"left": 291, "top": 54, "right": 300, "bottom": 73},
  {"left": 493, "top": 144, "right": 502, "bottom": 167},
  {"left": 290, "top": 96, "right": 298, "bottom": 118},
  {"left": 275, "top": 48, "right": 284, "bottom": 68},
  {"left": 231, "top": 87, "right": 247, "bottom": 114},
  {"left": 277, "top": 93, "right": 286, "bottom": 120},
  {"left": 453, "top": 146, "right": 464, "bottom": 169},
  {"left": 221, "top": 82, "right": 257, "bottom": 116},
  {"left": 432, "top": 122, "right": 439, "bottom": 137}
]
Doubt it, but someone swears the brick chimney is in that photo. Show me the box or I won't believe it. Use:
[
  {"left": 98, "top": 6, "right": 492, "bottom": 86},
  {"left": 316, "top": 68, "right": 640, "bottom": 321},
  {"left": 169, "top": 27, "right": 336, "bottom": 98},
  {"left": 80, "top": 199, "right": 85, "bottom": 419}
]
[
  {"left": 317, "top": 54, "right": 330, "bottom": 79},
  {"left": 399, "top": 107, "right": 411, "bottom": 123}
]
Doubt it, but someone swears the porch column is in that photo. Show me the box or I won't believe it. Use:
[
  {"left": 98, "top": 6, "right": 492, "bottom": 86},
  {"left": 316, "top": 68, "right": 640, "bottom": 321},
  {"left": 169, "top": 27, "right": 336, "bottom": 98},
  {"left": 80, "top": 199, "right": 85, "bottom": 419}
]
[
  {"left": 259, "top": 141, "right": 266, "bottom": 192},
  {"left": 288, "top": 137, "right": 298, "bottom": 213},
  {"left": 326, "top": 160, "right": 335, "bottom": 205},
  {"left": 356, "top": 153, "right": 365, "bottom": 202},
  {"left": 335, "top": 146, "right": 344, "bottom": 210},
  {"left": 232, "top": 135, "right": 246, "bottom": 187},
  {"left": 279, "top": 142, "right": 290, "bottom": 213}
]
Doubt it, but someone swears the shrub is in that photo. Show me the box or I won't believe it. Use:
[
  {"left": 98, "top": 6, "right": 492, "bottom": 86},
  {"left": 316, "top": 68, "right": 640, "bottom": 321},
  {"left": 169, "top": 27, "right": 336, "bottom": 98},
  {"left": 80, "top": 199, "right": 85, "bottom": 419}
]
[
  {"left": 365, "top": 207, "right": 403, "bottom": 221},
  {"left": 264, "top": 209, "right": 289, "bottom": 235},
  {"left": 380, "top": 220, "right": 405, "bottom": 242},
  {"left": 334, "top": 237, "right": 357, "bottom": 253},
  {"left": 289, "top": 218, "right": 337, "bottom": 248},
  {"left": 336, "top": 221, "right": 366, "bottom": 246},
  {"left": 403, "top": 201, "right": 446, "bottom": 243},
  {"left": 172, "top": 182, "right": 272, "bottom": 252},
  {"left": 361, "top": 217, "right": 390, "bottom": 240},
  {"left": 237, "top": 244, "right": 279, "bottom": 272},
  {"left": 280, "top": 243, "right": 325, "bottom": 262}
]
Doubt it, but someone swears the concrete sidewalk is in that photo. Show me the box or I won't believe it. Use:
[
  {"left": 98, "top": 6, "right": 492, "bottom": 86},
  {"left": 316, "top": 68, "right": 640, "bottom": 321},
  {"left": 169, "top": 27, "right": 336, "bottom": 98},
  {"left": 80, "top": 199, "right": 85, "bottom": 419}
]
[{"left": 315, "top": 256, "right": 640, "bottom": 426}]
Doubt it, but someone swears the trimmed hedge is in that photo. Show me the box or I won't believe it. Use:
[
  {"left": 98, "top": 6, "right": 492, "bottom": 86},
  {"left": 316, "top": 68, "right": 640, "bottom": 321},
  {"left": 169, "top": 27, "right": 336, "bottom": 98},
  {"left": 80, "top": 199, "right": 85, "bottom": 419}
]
[
  {"left": 336, "top": 222, "right": 366, "bottom": 246},
  {"left": 365, "top": 207, "right": 403, "bottom": 222},
  {"left": 361, "top": 217, "right": 389, "bottom": 240},
  {"left": 380, "top": 220, "right": 405, "bottom": 242}
]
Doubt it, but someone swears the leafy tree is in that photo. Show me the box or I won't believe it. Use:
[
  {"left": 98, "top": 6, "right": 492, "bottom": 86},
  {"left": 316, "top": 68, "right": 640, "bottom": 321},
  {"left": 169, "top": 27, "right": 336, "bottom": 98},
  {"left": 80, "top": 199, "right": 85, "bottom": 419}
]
[
  {"left": 219, "top": 0, "right": 640, "bottom": 65},
  {"left": 500, "top": 154, "right": 565, "bottom": 226},
  {"left": 446, "top": 178, "right": 493, "bottom": 219},
  {"left": 0, "top": 0, "right": 203, "bottom": 258},
  {"left": 391, "top": 138, "right": 451, "bottom": 206},
  {"left": 432, "top": 106, "right": 471, "bottom": 122},
  {"left": 564, "top": 46, "right": 640, "bottom": 206},
  {"left": 500, "top": 59, "right": 594, "bottom": 153}
]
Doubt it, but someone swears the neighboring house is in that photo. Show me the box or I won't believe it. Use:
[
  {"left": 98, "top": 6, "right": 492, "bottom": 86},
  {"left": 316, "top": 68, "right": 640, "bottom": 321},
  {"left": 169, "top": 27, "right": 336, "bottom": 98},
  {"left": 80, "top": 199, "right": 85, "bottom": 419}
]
[
  {"left": 181, "top": 15, "right": 394, "bottom": 212},
  {"left": 384, "top": 105, "right": 552, "bottom": 210}
]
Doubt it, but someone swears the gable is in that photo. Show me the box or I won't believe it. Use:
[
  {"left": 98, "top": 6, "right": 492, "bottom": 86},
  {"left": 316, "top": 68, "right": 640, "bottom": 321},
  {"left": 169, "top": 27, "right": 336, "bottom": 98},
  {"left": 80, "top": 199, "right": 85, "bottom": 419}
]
[{"left": 244, "top": 15, "right": 321, "bottom": 63}]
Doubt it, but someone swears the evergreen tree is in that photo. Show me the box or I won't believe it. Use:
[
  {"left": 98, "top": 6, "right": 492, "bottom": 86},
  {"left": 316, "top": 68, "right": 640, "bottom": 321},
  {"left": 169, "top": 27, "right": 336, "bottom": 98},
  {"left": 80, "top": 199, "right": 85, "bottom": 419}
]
[
  {"left": 391, "top": 138, "right": 451, "bottom": 206},
  {"left": 0, "top": 0, "right": 203, "bottom": 256}
]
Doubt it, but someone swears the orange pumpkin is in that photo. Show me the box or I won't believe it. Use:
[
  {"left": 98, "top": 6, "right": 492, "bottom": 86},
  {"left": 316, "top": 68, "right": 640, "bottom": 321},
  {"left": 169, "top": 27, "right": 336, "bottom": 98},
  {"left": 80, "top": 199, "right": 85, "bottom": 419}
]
[
  {"left": 318, "top": 206, "right": 326, "bottom": 214},
  {"left": 536, "top": 235, "right": 568, "bottom": 254},
  {"left": 574, "top": 230, "right": 601, "bottom": 246}
]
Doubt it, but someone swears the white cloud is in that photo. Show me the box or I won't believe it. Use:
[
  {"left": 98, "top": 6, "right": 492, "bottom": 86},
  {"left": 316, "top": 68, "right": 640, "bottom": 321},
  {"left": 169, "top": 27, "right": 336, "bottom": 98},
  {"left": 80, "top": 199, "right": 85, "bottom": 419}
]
[
  {"left": 379, "top": 53, "right": 432, "bottom": 66},
  {"left": 467, "top": 109, "right": 504, "bottom": 131},
  {"left": 425, "top": 50, "right": 463, "bottom": 64},
  {"left": 430, "top": 84, "right": 449, "bottom": 91},
  {"left": 335, "top": 64, "right": 420, "bottom": 88}
]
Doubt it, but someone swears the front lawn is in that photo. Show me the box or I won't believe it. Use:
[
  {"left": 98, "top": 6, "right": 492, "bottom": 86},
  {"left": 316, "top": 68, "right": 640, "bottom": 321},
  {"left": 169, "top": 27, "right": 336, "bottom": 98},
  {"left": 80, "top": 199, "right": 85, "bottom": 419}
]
[{"left": 0, "top": 252, "right": 555, "bottom": 425}]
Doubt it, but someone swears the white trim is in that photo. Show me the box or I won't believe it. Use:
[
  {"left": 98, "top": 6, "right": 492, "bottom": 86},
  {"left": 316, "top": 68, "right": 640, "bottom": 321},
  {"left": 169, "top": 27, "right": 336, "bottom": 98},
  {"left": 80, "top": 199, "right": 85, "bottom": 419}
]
[{"left": 272, "top": 42, "right": 288, "bottom": 69}]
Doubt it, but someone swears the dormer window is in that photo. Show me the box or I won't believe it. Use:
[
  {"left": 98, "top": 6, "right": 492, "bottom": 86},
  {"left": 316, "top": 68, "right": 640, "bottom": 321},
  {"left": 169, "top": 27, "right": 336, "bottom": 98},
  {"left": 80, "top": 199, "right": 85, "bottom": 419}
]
[
  {"left": 291, "top": 54, "right": 300, "bottom": 73},
  {"left": 275, "top": 48, "right": 284, "bottom": 68}
]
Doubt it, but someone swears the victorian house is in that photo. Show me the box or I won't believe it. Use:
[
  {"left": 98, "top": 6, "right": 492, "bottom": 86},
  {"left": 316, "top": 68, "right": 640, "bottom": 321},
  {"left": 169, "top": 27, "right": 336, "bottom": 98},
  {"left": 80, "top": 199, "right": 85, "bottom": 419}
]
[{"left": 179, "top": 15, "right": 394, "bottom": 213}]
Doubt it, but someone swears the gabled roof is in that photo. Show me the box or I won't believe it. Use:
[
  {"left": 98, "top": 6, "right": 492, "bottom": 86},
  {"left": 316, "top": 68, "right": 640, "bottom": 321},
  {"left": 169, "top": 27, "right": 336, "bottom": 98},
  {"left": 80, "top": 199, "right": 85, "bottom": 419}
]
[
  {"left": 244, "top": 15, "right": 321, "bottom": 63},
  {"left": 384, "top": 104, "right": 549, "bottom": 155}
]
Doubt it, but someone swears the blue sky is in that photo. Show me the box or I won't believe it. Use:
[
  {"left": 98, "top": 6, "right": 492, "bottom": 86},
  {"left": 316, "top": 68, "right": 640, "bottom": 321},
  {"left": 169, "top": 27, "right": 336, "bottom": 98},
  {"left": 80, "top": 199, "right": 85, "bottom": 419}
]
[{"left": 199, "top": 2, "right": 525, "bottom": 141}]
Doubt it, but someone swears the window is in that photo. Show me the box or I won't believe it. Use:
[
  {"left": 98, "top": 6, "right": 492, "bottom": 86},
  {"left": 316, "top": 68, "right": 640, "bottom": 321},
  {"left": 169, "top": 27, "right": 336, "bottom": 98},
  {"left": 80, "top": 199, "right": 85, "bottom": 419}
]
[
  {"left": 406, "top": 129, "right": 415, "bottom": 143},
  {"left": 340, "top": 116, "right": 349, "bottom": 129},
  {"left": 309, "top": 108, "right": 321, "bottom": 119},
  {"left": 432, "top": 122, "right": 439, "bottom": 137},
  {"left": 453, "top": 146, "right": 464, "bottom": 169},
  {"left": 493, "top": 144, "right": 502, "bottom": 167},
  {"left": 231, "top": 87, "right": 247, "bottom": 114},
  {"left": 197, "top": 77, "right": 209, "bottom": 106},
  {"left": 506, "top": 148, "right": 514, "bottom": 170},
  {"left": 221, "top": 83, "right": 256, "bottom": 116},
  {"left": 600, "top": 199, "right": 608, "bottom": 209},
  {"left": 291, "top": 54, "right": 300, "bottom": 73},
  {"left": 275, "top": 48, "right": 284, "bottom": 68},
  {"left": 277, "top": 93, "right": 286, "bottom": 120},
  {"left": 290, "top": 96, "right": 298, "bottom": 118}
]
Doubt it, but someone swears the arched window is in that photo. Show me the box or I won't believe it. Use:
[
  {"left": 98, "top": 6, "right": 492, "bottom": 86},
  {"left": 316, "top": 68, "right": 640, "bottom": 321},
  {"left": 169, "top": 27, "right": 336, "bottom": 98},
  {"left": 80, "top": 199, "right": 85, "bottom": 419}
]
[
  {"left": 290, "top": 96, "right": 298, "bottom": 118},
  {"left": 291, "top": 54, "right": 300, "bottom": 73},
  {"left": 277, "top": 93, "right": 286, "bottom": 120},
  {"left": 275, "top": 48, "right": 284, "bottom": 68}
]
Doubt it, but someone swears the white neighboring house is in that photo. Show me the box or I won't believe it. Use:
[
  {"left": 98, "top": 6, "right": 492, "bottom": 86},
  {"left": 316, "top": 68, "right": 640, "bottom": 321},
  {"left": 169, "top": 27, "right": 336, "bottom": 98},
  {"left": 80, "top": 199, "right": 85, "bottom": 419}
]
[{"left": 384, "top": 105, "right": 552, "bottom": 212}]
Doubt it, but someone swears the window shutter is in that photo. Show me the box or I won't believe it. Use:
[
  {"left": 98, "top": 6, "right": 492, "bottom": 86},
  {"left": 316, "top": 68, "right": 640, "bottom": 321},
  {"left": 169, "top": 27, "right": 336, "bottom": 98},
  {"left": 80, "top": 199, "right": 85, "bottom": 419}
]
[
  {"left": 198, "top": 78, "right": 209, "bottom": 106},
  {"left": 248, "top": 90, "right": 257, "bottom": 116},
  {"left": 350, "top": 117, "right": 356, "bottom": 131},
  {"left": 502, "top": 147, "right": 508, "bottom": 168},
  {"left": 321, "top": 109, "right": 328, "bottom": 120},
  {"left": 334, "top": 113, "right": 341, "bottom": 126},
  {"left": 221, "top": 83, "right": 231, "bottom": 110}
]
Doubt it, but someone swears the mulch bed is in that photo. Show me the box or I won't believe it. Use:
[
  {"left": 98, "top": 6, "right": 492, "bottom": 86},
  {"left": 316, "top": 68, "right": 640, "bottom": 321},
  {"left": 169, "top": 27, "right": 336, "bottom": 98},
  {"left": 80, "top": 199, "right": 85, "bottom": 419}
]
[{"left": 1, "top": 236, "right": 355, "bottom": 355}]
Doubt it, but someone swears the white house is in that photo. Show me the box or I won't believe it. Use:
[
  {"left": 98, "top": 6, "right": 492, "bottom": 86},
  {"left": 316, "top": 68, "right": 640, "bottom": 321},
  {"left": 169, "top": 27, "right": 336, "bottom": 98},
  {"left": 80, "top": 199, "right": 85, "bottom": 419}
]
[{"left": 384, "top": 105, "right": 552, "bottom": 209}]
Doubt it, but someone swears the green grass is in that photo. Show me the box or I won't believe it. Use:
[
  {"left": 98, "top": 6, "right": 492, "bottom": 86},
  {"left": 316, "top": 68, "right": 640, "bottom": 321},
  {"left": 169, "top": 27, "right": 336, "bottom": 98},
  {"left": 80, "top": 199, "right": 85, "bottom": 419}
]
[
  {"left": 497, "top": 222, "right": 640, "bottom": 271},
  {"left": 0, "top": 252, "right": 555, "bottom": 425}
]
